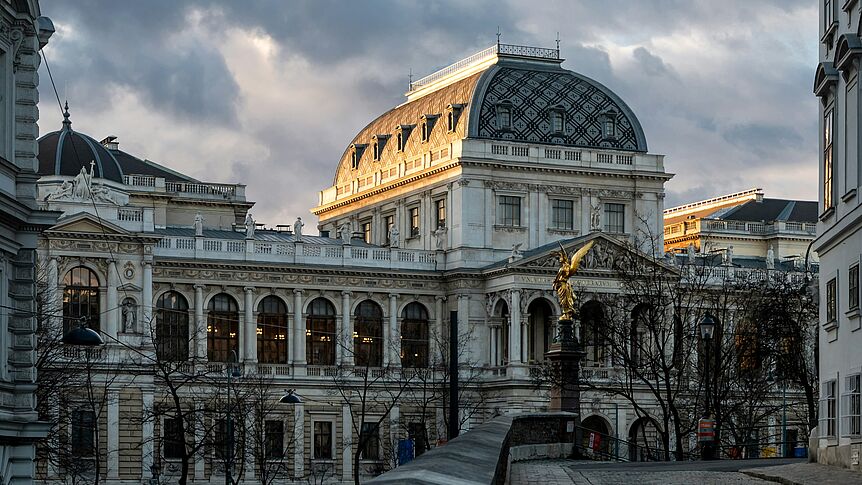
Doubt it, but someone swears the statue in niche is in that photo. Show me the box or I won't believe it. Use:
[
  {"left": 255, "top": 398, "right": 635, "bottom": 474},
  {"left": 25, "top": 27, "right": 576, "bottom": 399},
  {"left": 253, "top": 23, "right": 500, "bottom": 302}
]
[
  {"left": 122, "top": 297, "right": 137, "bottom": 333},
  {"left": 766, "top": 244, "right": 775, "bottom": 270},
  {"left": 434, "top": 227, "right": 447, "bottom": 251},
  {"left": 245, "top": 213, "right": 255, "bottom": 238},
  {"left": 388, "top": 225, "right": 400, "bottom": 248},
  {"left": 590, "top": 202, "right": 602, "bottom": 231},
  {"left": 194, "top": 212, "right": 204, "bottom": 236},
  {"left": 294, "top": 217, "right": 304, "bottom": 241}
]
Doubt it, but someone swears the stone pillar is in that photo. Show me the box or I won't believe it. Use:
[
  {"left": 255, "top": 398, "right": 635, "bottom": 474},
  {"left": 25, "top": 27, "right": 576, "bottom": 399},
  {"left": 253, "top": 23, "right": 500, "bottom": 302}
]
[
  {"left": 342, "top": 403, "right": 353, "bottom": 482},
  {"left": 387, "top": 294, "right": 398, "bottom": 366},
  {"left": 194, "top": 285, "right": 206, "bottom": 360},
  {"left": 435, "top": 296, "right": 445, "bottom": 360},
  {"left": 489, "top": 325, "right": 498, "bottom": 367},
  {"left": 106, "top": 260, "right": 119, "bottom": 339},
  {"left": 194, "top": 400, "right": 205, "bottom": 479},
  {"left": 390, "top": 405, "right": 400, "bottom": 458},
  {"left": 244, "top": 411, "right": 255, "bottom": 481},
  {"left": 107, "top": 388, "right": 119, "bottom": 479},
  {"left": 544, "top": 318, "right": 586, "bottom": 413},
  {"left": 294, "top": 403, "right": 305, "bottom": 479},
  {"left": 142, "top": 261, "right": 153, "bottom": 334},
  {"left": 293, "top": 290, "right": 305, "bottom": 374},
  {"left": 141, "top": 388, "right": 154, "bottom": 481},
  {"left": 47, "top": 257, "right": 61, "bottom": 333},
  {"left": 509, "top": 290, "right": 522, "bottom": 367},
  {"left": 244, "top": 287, "right": 256, "bottom": 365},
  {"left": 341, "top": 291, "right": 353, "bottom": 365},
  {"left": 457, "top": 295, "right": 469, "bottom": 361}
]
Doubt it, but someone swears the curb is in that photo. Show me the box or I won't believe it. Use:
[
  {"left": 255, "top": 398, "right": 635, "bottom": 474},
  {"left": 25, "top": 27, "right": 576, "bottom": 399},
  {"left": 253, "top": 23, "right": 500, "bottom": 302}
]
[{"left": 740, "top": 470, "right": 803, "bottom": 485}]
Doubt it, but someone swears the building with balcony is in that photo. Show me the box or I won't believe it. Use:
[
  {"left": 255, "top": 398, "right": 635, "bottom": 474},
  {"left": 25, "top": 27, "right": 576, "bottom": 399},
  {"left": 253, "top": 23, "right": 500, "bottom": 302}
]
[
  {"left": 814, "top": 0, "right": 862, "bottom": 473},
  {"left": 0, "top": 1, "right": 56, "bottom": 483},
  {"left": 33, "top": 43, "right": 812, "bottom": 483}
]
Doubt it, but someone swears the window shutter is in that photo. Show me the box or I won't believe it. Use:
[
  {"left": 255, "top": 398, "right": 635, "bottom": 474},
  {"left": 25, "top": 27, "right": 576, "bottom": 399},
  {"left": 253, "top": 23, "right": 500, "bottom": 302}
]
[{"left": 820, "top": 381, "right": 831, "bottom": 437}]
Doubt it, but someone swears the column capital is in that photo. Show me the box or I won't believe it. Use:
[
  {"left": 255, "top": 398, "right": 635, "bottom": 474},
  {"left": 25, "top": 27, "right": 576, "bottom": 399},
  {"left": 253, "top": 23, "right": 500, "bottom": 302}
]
[
  {"left": 389, "top": 293, "right": 399, "bottom": 300},
  {"left": 457, "top": 294, "right": 470, "bottom": 301},
  {"left": 141, "top": 260, "right": 153, "bottom": 267},
  {"left": 341, "top": 290, "right": 352, "bottom": 297},
  {"left": 194, "top": 284, "right": 206, "bottom": 291},
  {"left": 244, "top": 286, "right": 256, "bottom": 293},
  {"left": 293, "top": 288, "right": 304, "bottom": 296},
  {"left": 435, "top": 295, "right": 447, "bottom": 302}
]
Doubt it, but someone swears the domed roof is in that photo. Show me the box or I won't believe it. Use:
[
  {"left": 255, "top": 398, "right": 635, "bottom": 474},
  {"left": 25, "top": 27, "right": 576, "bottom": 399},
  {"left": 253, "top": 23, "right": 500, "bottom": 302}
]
[{"left": 37, "top": 104, "right": 124, "bottom": 183}]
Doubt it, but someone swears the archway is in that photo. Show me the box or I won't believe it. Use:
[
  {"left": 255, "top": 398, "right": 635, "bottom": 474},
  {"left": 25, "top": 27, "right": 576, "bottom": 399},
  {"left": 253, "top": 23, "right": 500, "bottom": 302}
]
[
  {"left": 580, "top": 415, "right": 612, "bottom": 458},
  {"left": 527, "top": 298, "right": 554, "bottom": 363},
  {"left": 493, "top": 299, "right": 509, "bottom": 366},
  {"left": 628, "top": 416, "right": 662, "bottom": 462}
]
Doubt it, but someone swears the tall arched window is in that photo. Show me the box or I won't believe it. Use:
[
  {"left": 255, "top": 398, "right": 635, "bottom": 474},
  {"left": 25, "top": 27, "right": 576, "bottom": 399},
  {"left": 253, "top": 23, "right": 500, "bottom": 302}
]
[
  {"left": 401, "top": 303, "right": 429, "bottom": 368},
  {"left": 354, "top": 301, "right": 383, "bottom": 367},
  {"left": 207, "top": 294, "right": 239, "bottom": 362},
  {"left": 258, "top": 296, "right": 288, "bottom": 364},
  {"left": 306, "top": 298, "right": 336, "bottom": 365},
  {"left": 580, "top": 301, "right": 607, "bottom": 367},
  {"left": 63, "top": 266, "right": 100, "bottom": 335},
  {"left": 156, "top": 291, "right": 189, "bottom": 361}
]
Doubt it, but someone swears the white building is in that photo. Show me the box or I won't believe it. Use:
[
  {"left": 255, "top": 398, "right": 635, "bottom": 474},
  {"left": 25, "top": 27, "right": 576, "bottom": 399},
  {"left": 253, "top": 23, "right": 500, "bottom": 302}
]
[
  {"left": 0, "top": 1, "right": 56, "bottom": 483},
  {"left": 814, "top": 0, "right": 862, "bottom": 472}
]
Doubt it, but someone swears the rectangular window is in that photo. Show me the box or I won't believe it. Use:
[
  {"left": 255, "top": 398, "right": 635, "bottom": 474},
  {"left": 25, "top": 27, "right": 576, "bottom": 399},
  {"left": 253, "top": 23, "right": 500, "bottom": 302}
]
[
  {"left": 313, "top": 421, "right": 333, "bottom": 460},
  {"left": 435, "top": 199, "right": 446, "bottom": 228},
  {"left": 359, "top": 422, "right": 380, "bottom": 460},
  {"left": 409, "top": 207, "right": 420, "bottom": 237},
  {"left": 550, "top": 110, "right": 564, "bottom": 133},
  {"left": 821, "top": 380, "right": 838, "bottom": 437},
  {"left": 843, "top": 374, "right": 862, "bottom": 436},
  {"left": 850, "top": 264, "right": 859, "bottom": 311},
  {"left": 71, "top": 409, "right": 96, "bottom": 457},
  {"left": 408, "top": 422, "right": 428, "bottom": 457},
  {"left": 551, "top": 199, "right": 574, "bottom": 230},
  {"left": 163, "top": 417, "right": 184, "bottom": 459},
  {"left": 825, "top": 0, "right": 834, "bottom": 29},
  {"left": 265, "top": 420, "right": 284, "bottom": 458},
  {"left": 824, "top": 109, "right": 834, "bottom": 210},
  {"left": 498, "top": 195, "right": 521, "bottom": 227},
  {"left": 604, "top": 203, "right": 625, "bottom": 233},
  {"left": 826, "top": 277, "right": 837, "bottom": 323},
  {"left": 214, "top": 419, "right": 230, "bottom": 460},
  {"left": 362, "top": 221, "right": 372, "bottom": 244}
]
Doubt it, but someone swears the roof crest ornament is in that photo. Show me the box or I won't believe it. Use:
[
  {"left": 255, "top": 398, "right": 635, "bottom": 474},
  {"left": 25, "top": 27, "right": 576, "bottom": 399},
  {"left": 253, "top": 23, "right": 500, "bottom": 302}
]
[{"left": 62, "top": 100, "right": 71, "bottom": 130}]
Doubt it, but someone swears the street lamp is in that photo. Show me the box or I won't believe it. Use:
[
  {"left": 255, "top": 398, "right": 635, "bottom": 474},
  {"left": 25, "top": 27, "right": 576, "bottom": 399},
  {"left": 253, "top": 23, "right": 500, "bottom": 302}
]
[
  {"left": 225, "top": 349, "right": 241, "bottom": 485},
  {"left": 279, "top": 389, "right": 302, "bottom": 404},
  {"left": 62, "top": 322, "right": 104, "bottom": 346},
  {"left": 700, "top": 313, "right": 717, "bottom": 460}
]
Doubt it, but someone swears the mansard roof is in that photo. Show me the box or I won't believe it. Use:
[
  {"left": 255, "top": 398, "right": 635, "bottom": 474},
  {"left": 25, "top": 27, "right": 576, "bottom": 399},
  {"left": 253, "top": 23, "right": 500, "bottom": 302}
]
[{"left": 333, "top": 44, "right": 648, "bottom": 186}]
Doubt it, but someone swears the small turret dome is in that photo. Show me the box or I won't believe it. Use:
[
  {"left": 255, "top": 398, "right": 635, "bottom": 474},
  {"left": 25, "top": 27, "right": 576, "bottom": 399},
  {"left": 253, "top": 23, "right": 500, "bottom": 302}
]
[{"left": 37, "top": 103, "right": 124, "bottom": 183}]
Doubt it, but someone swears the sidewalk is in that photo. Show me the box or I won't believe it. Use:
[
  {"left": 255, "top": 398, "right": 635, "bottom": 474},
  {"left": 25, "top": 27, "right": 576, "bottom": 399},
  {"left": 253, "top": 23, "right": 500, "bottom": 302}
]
[{"left": 741, "top": 462, "right": 862, "bottom": 485}]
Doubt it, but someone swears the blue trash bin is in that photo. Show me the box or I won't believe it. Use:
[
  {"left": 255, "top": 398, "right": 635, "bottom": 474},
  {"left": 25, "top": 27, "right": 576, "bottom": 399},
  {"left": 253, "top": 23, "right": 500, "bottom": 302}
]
[{"left": 793, "top": 447, "right": 807, "bottom": 458}]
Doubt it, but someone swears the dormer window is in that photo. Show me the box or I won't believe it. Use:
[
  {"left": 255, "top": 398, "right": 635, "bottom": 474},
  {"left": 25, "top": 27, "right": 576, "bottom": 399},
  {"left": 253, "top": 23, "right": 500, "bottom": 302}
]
[
  {"left": 446, "top": 104, "right": 464, "bottom": 133},
  {"left": 548, "top": 107, "right": 565, "bottom": 134},
  {"left": 350, "top": 144, "right": 367, "bottom": 169},
  {"left": 419, "top": 115, "right": 438, "bottom": 143},
  {"left": 496, "top": 102, "right": 513, "bottom": 131},
  {"left": 599, "top": 110, "right": 618, "bottom": 140},
  {"left": 394, "top": 125, "right": 414, "bottom": 152},
  {"left": 371, "top": 135, "right": 389, "bottom": 161}
]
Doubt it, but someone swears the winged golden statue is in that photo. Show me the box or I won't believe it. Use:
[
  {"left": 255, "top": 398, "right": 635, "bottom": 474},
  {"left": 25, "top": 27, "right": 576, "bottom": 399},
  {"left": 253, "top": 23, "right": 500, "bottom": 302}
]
[{"left": 552, "top": 240, "right": 595, "bottom": 321}]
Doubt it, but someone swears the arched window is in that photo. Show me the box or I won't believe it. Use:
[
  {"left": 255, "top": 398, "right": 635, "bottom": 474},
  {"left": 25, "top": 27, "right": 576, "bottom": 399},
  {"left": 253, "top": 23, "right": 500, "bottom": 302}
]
[
  {"left": 580, "top": 301, "right": 607, "bottom": 367},
  {"left": 354, "top": 301, "right": 383, "bottom": 367},
  {"left": 401, "top": 302, "right": 429, "bottom": 368},
  {"left": 258, "top": 296, "right": 288, "bottom": 364},
  {"left": 63, "top": 266, "right": 100, "bottom": 335},
  {"left": 306, "top": 298, "right": 336, "bottom": 365},
  {"left": 156, "top": 291, "right": 189, "bottom": 361},
  {"left": 207, "top": 294, "right": 239, "bottom": 362}
]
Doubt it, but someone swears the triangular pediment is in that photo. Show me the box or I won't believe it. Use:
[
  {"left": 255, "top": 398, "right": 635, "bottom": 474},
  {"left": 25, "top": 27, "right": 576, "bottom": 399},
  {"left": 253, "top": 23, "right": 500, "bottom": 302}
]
[
  {"left": 48, "top": 211, "right": 131, "bottom": 236},
  {"left": 117, "top": 282, "right": 142, "bottom": 293}
]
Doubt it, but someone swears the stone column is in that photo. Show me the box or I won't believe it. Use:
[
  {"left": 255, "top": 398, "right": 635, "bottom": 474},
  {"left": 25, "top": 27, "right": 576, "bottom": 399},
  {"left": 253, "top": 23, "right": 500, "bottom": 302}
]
[
  {"left": 435, "top": 296, "right": 446, "bottom": 364},
  {"left": 141, "top": 388, "right": 154, "bottom": 481},
  {"left": 341, "top": 291, "right": 353, "bottom": 365},
  {"left": 107, "top": 388, "right": 119, "bottom": 479},
  {"left": 293, "top": 290, "right": 305, "bottom": 374},
  {"left": 390, "top": 405, "right": 400, "bottom": 458},
  {"left": 244, "top": 287, "right": 256, "bottom": 365},
  {"left": 47, "top": 257, "right": 61, "bottom": 333},
  {"left": 386, "top": 294, "right": 398, "bottom": 366},
  {"left": 489, "top": 325, "right": 497, "bottom": 367},
  {"left": 106, "top": 260, "right": 119, "bottom": 339},
  {"left": 342, "top": 403, "right": 353, "bottom": 482},
  {"left": 244, "top": 411, "right": 255, "bottom": 481},
  {"left": 194, "top": 285, "right": 206, "bottom": 360},
  {"left": 142, "top": 261, "right": 153, "bottom": 335},
  {"left": 389, "top": 294, "right": 399, "bottom": 366},
  {"left": 509, "top": 290, "right": 522, "bottom": 369},
  {"left": 293, "top": 403, "right": 305, "bottom": 479}
]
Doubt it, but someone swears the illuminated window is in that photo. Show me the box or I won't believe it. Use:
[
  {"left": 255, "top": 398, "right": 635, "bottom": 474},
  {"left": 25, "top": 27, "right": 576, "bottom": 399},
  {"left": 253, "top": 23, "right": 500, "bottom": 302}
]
[
  {"left": 306, "top": 298, "right": 336, "bottom": 365},
  {"left": 156, "top": 291, "right": 190, "bottom": 361},
  {"left": 63, "top": 266, "right": 100, "bottom": 335},
  {"left": 410, "top": 207, "right": 420, "bottom": 236},
  {"left": 207, "top": 293, "right": 239, "bottom": 362},
  {"left": 257, "top": 296, "right": 288, "bottom": 364},
  {"left": 435, "top": 199, "right": 446, "bottom": 228},
  {"left": 354, "top": 301, "right": 383, "bottom": 368},
  {"left": 401, "top": 302, "right": 429, "bottom": 368},
  {"left": 824, "top": 109, "right": 834, "bottom": 210}
]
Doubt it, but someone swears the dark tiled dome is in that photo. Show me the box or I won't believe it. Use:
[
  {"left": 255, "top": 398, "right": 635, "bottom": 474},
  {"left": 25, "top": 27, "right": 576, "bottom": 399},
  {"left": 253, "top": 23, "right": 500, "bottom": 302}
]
[{"left": 37, "top": 104, "right": 124, "bottom": 183}]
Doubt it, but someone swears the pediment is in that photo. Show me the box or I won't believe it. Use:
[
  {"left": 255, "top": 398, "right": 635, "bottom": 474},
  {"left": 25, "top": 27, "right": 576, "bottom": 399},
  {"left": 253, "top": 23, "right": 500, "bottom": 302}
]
[
  {"left": 49, "top": 212, "right": 131, "bottom": 236},
  {"left": 117, "top": 283, "right": 142, "bottom": 293}
]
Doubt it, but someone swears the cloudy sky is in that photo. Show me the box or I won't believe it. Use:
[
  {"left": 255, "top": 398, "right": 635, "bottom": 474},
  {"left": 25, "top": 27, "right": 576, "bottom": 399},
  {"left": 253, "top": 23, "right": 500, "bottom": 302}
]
[{"left": 37, "top": 0, "right": 818, "bottom": 226}]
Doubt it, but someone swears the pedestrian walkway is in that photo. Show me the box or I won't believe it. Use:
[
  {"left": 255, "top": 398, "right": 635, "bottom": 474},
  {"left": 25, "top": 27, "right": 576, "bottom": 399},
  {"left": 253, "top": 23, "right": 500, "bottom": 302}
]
[
  {"left": 741, "top": 462, "right": 862, "bottom": 485},
  {"left": 509, "top": 459, "right": 771, "bottom": 484}
]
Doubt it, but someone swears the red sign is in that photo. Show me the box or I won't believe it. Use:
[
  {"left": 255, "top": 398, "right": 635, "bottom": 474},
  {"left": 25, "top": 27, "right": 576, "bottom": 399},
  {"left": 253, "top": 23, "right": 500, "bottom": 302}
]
[
  {"left": 588, "top": 432, "right": 602, "bottom": 450},
  {"left": 698, "top": 418, "right": 716, "bottom": 442}
]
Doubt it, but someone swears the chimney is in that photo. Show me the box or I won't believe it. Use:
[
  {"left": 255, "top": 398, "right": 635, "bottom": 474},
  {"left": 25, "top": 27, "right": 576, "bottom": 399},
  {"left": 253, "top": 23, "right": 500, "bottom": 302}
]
[{"left": 100, "top": 135, "right": 119, "bottom": 151}]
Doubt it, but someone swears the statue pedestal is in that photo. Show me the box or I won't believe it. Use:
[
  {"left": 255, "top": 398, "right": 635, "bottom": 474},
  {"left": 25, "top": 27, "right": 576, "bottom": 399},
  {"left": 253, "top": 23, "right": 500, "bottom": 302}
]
[{"left": 544, "top": 319, "right": 586, "bottom": 413}]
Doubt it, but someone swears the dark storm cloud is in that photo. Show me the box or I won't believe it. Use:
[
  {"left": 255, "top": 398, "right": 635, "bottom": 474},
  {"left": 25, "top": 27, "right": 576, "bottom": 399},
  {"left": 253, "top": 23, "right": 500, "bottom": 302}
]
[{"left": 37, "top": 0, "right": 820, "bottom": 224}]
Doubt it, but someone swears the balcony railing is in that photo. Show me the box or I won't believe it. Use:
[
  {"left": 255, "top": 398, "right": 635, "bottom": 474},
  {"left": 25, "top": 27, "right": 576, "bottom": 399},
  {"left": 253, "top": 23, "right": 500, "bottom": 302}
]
[
  {"left": 122, "top": 174, "right": 245, "bottom": 200},
  {"left": 665, "top": 219, "right": 817, "bottom": 239}
]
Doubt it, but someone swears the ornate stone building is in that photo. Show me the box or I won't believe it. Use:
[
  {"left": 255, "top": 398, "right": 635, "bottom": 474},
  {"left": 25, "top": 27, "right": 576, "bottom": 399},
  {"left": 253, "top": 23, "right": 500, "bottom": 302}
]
[
  {"left": 814, "top": 0, "right": 862, "bottom": 473},
  {"left": 0, "top": 1, "right": 55, "bottom": 483},
  {"left": 33, "top": 43, "right": 809, "bottom": 483}
]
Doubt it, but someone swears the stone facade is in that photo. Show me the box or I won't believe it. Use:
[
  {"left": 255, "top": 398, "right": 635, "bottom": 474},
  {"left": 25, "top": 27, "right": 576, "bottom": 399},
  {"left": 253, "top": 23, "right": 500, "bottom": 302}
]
[{"left": 814, "top": 0, "right": 862, "bottom": 473}]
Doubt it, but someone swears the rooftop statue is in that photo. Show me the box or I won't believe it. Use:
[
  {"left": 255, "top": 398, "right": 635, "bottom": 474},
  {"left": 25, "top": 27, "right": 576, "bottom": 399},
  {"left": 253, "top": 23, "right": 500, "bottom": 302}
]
[{"left": 552, "top": 240, "right": 595, "bottom": 321}]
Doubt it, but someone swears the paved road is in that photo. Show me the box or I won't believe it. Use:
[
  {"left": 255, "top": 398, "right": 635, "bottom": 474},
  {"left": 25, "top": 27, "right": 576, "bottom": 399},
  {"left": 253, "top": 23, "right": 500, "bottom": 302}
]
[{"left": 510, "top": 458, "right": 805, "bottom": 485}]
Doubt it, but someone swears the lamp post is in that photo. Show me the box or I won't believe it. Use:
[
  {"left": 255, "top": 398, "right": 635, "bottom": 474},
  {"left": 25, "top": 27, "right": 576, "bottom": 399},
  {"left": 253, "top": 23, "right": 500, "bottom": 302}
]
[
  {"left": 699, "top": 313, "right": 717, "bottom": 460},
  {"left": 225, "top": 349, "right": 241, "bottom": 485}
]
